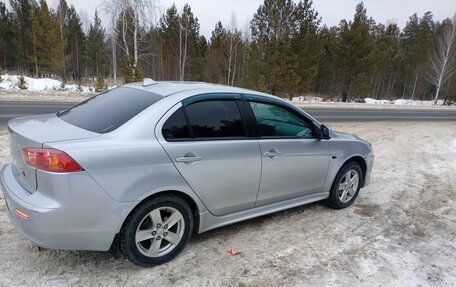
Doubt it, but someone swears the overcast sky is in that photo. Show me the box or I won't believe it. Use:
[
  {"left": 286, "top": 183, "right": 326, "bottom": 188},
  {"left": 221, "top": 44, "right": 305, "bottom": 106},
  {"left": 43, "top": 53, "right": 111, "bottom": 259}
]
[{"left": 47, "top": 0, "right": 455, "bottom": 38}]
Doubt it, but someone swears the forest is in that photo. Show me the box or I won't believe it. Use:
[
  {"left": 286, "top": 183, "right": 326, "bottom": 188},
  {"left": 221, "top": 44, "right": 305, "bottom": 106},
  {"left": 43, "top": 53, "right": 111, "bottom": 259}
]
[{"left": 0, "top": 0, "right": 455, "bottom": 103}]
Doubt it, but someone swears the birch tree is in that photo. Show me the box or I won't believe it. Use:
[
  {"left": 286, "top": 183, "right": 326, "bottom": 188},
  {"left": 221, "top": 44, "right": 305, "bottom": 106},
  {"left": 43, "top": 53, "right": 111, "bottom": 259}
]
[
  {"left": 223, "top": 13, "right": 241, "bottom": 85},
  {"left": 102, "top": 0, "right": 159, "bottom": 81},
  {"left": 428, "top": 15, "right": 456, "bottom": 105}
]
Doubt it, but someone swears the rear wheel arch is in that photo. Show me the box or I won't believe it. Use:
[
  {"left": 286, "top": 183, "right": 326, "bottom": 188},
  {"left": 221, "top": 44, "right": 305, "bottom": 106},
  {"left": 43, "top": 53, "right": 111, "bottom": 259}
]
[
  {"left": 121, "top": 190, "right": 200, "bottom": 235},
  {"left": 119, "top": 192, "right": 194, "bottom": 266}
]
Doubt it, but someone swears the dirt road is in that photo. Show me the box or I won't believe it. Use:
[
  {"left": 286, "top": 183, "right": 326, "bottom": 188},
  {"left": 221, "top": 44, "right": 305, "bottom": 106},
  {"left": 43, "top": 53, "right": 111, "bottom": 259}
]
[{"left": 0, "top": 122, "right": 455, "bottom": 286}]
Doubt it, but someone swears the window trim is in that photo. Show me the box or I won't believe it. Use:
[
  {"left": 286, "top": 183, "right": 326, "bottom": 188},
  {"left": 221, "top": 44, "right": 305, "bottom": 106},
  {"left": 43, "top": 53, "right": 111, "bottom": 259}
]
[
  {"left": 162, "top": 94, "right": 252, "bottom": 142},
  {"left": 160, "top": 93, "right": 320, "bottom": 142}
]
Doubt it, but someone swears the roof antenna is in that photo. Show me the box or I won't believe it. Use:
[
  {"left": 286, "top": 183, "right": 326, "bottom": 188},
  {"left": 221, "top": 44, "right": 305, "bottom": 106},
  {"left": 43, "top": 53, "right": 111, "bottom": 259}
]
[{"left": 143, "top": 78, "right": 158, "bottom": 86}]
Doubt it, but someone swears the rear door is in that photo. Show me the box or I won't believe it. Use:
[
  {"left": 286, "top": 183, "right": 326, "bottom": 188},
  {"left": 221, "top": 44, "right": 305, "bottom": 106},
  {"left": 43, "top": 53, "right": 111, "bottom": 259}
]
[
  {"left": 246, "top": 99, "right": 330, "bottom": 206},
  {"left": 156, "top": 95, "right": 261, "bottom": 216}
]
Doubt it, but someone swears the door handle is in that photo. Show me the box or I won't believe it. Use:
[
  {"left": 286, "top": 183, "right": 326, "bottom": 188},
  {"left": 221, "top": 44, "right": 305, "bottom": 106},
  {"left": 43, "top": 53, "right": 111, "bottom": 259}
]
[
  {"left": 176, "top": 156, "right": 202, "bottom": 162},
  {"left": 176, "top": 152, "right": 202, "bottom": 164},
  {"left": 263, "top": 148, "right": 281, "bottom": 158}
]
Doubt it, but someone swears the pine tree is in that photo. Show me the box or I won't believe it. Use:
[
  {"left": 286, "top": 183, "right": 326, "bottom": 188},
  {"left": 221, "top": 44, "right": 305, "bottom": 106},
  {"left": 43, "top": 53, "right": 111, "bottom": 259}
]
[
  {"left": 402, "top": 12, "right": 435, "bottom": 100},
  {"left": 66, "top": 5, "right": 86, "bottom": 81},
  {"left": 336, "top": 3, "right": 376, "bottom": 101},
  {"left": 205, "top": 22, "right": 226, "bottom": 84},
  {"left": 293, "top": 0, "right": 322, "bottom": 93},
  {"left": 120, "top": 56, "right": 142, "bottom": 83},
  {"left": 32, "top": 0, "right": 65, "bottom": 77},
  {"left": 56, "top": 0, "right": 69, "bottom": 81},
  {"left": 0, "top": 3, "right": 16, "bottom": 71},
  {"left": 158, "top": 4, "right": 202, "bottom": 81},
  {"left": 95, "top": 74, "right": 106, "bottom": 92},
  {"left": 371, "top": 23, "right": 402, "bottom": 99},
  {"left": 87, "top": 10, "right": 106, "bottom": 78},
  {"left": 250, "top": 0, "right": 300, "bottom": 95},
  {"left": 10, "top": 0, "right": 36, "bottom": 73},
  {"left": 315, "top": 26, "right": 339, "bottom": 96}
]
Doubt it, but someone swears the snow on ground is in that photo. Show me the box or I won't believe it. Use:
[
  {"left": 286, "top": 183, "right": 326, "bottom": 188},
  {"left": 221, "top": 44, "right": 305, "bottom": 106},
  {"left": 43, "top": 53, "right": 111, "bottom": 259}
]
[
  {"left": 292, "top": 96, "right": 324, "bottom": 103},
  {"left": 0, "top": 89, "right": 93, "bottom": 103},
  {"left": 0, "top": 122, "right": 455, "bottom": 286},
  {"left": 290, "top": 95, "right": 453, "bottom": 109},
  {"left": 364, "top": 97, "right": 446, "bottom": 106},
  {"left": 291, "top": 96, "right": 447, "bottom": 106},
  {"left": 0, "top": 74, "right": 92, "bottom": 93}
]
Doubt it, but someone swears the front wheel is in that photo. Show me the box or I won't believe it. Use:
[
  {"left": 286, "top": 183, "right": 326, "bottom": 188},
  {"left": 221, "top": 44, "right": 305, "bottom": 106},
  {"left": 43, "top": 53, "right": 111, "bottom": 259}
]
[
  {"left": 327, "top": 162, "right": 362, "bottom": 209},
  {"left": 120, "top": 194, "right": 193, "bottom": 267}
]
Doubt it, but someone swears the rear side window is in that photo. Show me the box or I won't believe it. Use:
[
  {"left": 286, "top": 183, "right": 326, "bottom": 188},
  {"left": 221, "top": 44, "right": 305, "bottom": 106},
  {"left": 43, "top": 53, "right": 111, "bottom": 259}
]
[
  {"left": 58, "top": 87, "right": 162, "bottom": 133},
  {"left": 162, "top": 107, "right": 191, "bottom": 140},
  {"left": 185, "top": 100, "right": 246, "bottom": 138}
]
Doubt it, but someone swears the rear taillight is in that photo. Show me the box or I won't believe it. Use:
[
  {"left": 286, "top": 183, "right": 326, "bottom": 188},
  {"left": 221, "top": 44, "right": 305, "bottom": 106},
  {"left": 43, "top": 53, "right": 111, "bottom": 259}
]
[{"left": 22, "top": 148, "right": 83, "bottom": 172}]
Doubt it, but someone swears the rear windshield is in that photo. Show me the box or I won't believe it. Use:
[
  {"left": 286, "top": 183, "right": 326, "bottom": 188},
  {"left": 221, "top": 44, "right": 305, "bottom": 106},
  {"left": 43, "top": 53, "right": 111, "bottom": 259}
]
[{"left": 58, "top": 87, "right": 163, "bottom": 133}]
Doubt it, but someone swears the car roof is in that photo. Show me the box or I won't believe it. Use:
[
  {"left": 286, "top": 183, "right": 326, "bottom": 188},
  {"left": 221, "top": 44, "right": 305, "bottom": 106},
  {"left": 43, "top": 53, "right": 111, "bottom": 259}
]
[{"left": 123, "top": 80, "right": 274, "bottom": 98}]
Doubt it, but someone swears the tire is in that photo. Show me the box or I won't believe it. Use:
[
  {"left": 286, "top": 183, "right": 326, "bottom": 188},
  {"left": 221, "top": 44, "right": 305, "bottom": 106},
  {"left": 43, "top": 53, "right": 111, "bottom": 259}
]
[
  {"left": 327, "top": 161, "right": 363, "bottom": 209},
  {"left": 120, "top": 194, "right": 194, "bottom": 267}
]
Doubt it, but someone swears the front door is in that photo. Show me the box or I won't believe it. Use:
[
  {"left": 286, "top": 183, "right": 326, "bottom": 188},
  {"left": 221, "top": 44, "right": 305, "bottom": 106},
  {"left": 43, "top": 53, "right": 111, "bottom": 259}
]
[{"left": 247, "top": 101, "right": 330, "bottom": 206}]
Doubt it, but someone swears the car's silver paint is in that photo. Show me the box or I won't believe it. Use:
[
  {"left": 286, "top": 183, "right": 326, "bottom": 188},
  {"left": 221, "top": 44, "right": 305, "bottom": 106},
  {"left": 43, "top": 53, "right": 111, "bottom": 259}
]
[
  {"left": 8, "top": 114, "right": 98, "bottom": 192},
  {"left": 0, "top": 81, "right": 374, "bottom": 251},
  {"left": 198, "top": 192, "right": 329, "bottom": 233},
  {"left": 321, "top": 129, "right": 373, "bottom": 192},
  {"left": 1, "top": 164, "right": 135, "bottom": 251},
  {"left": 155, "top": 102, "right": 262, "bottom": 216},
  {"left": 255, "top": 138, "right": 330, "bottom": 206}
]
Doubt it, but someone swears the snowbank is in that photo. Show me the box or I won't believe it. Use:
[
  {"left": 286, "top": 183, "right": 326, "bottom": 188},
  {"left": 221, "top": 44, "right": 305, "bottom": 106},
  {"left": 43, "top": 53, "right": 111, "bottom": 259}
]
[
  {"left": 365, "top": 97, "right": 445, "bottom": 106},
  {"left": 291, "top": 96, "right": 324, "bottom": 103},
  {"left": 0, "top": 74, "right": 91, "bottom": 93},
  {"left": 291, "top": 96, "right": 446, "bottom": 106}
]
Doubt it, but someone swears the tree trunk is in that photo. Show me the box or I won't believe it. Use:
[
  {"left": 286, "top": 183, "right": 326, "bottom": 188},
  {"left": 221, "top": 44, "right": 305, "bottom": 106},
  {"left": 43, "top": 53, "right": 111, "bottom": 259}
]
[
  {"left": 133, "top": 8, "right": 138, "bottom": 68},
  {"left": 341, "top": 91, "right": 348, "bottom": 102},
  {"left": 231, "top": 45, "right": 237, "bottom": 86},
  {"left": 112, "top": 35, "right": 117, "bottom": 85},
  {"left": 122, "top": 11, "right": 129, "bottom": 58},
  {"left": 434, "top": 80, "right": 442, "bottom": 105},
  {"left": 178, "top": 19, "right": 183, "bottom": 81},
  {"left": 411, "top": 71, "right": 418, "bottom": 100}
]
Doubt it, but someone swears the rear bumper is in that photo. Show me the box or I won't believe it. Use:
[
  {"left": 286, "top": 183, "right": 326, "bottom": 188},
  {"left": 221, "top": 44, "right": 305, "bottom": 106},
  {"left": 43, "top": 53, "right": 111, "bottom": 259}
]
[{"left": 0, "top": 163, "right": 136, "bottom": 251}]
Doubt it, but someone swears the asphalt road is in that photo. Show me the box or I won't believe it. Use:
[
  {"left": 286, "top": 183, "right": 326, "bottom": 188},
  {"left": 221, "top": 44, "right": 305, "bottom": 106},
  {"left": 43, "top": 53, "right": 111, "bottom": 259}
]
[{"left": 1, "top": 101, "right": 456, "bottom": 124}]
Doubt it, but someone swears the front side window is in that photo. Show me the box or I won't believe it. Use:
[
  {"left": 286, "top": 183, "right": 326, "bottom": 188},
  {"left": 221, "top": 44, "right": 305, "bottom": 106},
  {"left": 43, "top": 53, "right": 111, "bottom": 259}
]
[
  {"left": 249, "top": 101, "right": 314, "bottom": 137},
  {"left": 186, "top": 100, "right": 246, "bottom": 138}
]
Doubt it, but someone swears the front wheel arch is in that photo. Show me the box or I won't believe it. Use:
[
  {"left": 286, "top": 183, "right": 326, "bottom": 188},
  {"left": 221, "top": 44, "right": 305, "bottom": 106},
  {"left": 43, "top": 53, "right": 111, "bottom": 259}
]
[
  {"left": 340, "top": 156, "right": 367, "bottom": 187},
  {"left": 326, "top": 160, "right": 363, "bottom": 209}
]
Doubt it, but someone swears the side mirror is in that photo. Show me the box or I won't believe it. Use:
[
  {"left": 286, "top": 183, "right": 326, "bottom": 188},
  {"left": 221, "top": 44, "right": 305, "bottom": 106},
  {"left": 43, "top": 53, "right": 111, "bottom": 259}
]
[{"left": 320, "top": 124, "right": 331, "bottom": 140}]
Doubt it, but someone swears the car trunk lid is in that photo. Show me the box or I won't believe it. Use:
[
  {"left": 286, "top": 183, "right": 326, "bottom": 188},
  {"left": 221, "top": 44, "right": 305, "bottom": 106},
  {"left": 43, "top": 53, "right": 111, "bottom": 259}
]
[{"left": 8, "top": 113, "right": 99, "bottom": 193}]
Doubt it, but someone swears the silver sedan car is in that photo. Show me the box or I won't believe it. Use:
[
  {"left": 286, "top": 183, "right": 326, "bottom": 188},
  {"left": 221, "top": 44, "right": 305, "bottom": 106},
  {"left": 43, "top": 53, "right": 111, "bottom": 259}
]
[{"left": 1, "top": 80, "right": 374, "bottom": 267}]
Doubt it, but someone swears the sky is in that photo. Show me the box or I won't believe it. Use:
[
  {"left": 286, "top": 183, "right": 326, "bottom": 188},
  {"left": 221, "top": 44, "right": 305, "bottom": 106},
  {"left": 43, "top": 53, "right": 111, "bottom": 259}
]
[{"left": 46, "top": 0, "right": 456, "bottom": 38}]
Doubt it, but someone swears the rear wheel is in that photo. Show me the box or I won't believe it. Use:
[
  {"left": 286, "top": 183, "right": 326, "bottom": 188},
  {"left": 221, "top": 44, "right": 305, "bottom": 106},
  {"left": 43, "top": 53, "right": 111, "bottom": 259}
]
[
  {"left": 120, "top": 194, "right": 193, "bottom": 267},
  {"left": 327, "top": 162, "right": 362, "bottom": 209}
]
